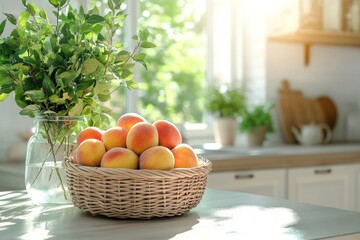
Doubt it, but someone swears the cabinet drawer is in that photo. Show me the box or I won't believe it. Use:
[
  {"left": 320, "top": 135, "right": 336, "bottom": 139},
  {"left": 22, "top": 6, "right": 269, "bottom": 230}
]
[
  {"left": 207, "top": 169, "right": 286, "bottom": 198},
  {"left": 288, "top": 164, "right": 357, "bottom": 211}
]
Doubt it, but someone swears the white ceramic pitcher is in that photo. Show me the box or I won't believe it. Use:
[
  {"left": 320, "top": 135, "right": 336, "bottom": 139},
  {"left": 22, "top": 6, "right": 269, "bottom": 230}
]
[{"left": 291, "top": 123, "right": 332, "bottom": 145}]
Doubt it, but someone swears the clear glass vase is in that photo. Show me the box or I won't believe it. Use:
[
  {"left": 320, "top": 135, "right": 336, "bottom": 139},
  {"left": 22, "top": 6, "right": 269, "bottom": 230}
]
[{"left": 25, "top": 116, "right": 84, "bottom": 204}]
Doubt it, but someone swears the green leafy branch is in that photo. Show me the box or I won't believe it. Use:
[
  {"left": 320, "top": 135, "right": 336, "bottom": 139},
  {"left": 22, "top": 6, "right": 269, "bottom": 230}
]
[
  {"left": 238, "top": 104, "right": 275, "bottom": 133},
  {"left": 0, "top": 0, "right": 156, "bottom": 129},
  {"left": 206, "top": 86, "right": 246, "bottom": 118}
]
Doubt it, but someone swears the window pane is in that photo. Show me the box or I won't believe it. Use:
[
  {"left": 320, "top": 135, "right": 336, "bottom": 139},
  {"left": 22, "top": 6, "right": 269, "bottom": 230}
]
[{"left": 137, "top": 0, "right": 207, "bottom": 124}]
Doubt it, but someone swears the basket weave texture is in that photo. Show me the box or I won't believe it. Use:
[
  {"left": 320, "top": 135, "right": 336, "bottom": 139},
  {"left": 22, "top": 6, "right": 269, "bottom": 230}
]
[{"left": 63, "top": 157, "right": 212, "bottom": 219}]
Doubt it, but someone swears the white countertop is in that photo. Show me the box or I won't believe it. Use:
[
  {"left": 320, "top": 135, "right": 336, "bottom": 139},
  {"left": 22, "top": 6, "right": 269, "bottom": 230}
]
[
  {"left": 2, "top": 188, "right": 360, "bottom": 239},
  {"left": 194, "top": 142, "right": 360, "bottom": 160}
]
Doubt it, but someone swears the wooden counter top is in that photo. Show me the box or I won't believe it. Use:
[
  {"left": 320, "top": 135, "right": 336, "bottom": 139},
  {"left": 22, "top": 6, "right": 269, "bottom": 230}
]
[
  {"left": 202, "top": 143, "right": 360, "bottom": 172},
  {"left": 2, "top": 189, "right": 360, "bottom": 239},
  {"left": 209, "top": 151, "right": 360, "bottom": 172}
]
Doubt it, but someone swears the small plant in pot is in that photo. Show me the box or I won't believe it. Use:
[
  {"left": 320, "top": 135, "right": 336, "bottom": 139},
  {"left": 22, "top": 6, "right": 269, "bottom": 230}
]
[
  {"left": 0, "top": 0, "right": 155, "bottom": 204},
  {"left": 206, "top": 85, "right": 246, "bottom": 146},
  {"left": 238, "top": 103, "right": 274, "bottom": 147}
]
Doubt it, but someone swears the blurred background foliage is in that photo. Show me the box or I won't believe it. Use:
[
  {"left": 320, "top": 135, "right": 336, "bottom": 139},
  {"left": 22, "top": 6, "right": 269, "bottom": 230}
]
[{"left": 90, "top": 0, "right": 206, "bottom": 124}]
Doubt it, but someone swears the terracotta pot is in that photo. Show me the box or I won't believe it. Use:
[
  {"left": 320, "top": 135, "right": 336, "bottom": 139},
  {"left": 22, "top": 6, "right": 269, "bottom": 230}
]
[
  {"left": 246, "top": 126, "right": 266, "bottom": 147},
  {"left": 214, "top": 118, "right": 237, "bottom": 146}
]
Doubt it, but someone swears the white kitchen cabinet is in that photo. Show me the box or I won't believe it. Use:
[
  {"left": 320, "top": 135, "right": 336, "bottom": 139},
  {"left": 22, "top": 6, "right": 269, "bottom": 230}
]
[
  {"left": 0, "top": 163, "right": 25, "bottom": 191},
  {"left": 288, "top": 164, "right": 357, "bottom": 211},
  {"left": 207, "top": 169, "right": 287, "bottom": 198},
  {"left": 355, "top": 165, "right": 360, "bottom": 211}
]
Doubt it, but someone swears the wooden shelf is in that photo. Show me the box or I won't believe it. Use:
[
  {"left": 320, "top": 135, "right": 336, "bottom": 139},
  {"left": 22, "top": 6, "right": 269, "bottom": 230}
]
[{"left": 268, "top": 30, "right": 360, "bottom": 65}]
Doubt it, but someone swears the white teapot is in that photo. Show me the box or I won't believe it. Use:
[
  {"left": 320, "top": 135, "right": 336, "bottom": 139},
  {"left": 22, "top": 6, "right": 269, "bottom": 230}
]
[{"left": 291, "top": 123, "right": 332, "bottom": 145}]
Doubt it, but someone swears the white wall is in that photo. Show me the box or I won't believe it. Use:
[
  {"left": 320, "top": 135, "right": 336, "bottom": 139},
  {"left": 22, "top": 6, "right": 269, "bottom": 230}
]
[{"left": 266, "top": 42, "right": 360, "bottom": 142}]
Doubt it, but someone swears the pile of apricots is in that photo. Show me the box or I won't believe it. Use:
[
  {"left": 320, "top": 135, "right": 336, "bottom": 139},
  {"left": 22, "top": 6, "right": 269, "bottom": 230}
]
[{"left": 73, "top": 113, "right": 199, "bottom": 170}]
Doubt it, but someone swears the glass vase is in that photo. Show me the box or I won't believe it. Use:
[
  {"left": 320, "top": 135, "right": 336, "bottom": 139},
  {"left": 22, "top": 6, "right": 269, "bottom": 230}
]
[{"left": 25, "top": 116, "right": 84, "bottom": 204}]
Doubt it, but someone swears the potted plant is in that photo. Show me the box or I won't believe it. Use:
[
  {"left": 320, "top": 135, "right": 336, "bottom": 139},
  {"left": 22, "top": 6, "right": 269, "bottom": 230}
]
[
  {"left": 206, "top": 86, "right": 246, "bottom": 146},
  {"left": 238, "top": 103, "right": 274, "bottom": 147},
  {"left": 0, "top": 0, "right": 155, "bottom": 204}
]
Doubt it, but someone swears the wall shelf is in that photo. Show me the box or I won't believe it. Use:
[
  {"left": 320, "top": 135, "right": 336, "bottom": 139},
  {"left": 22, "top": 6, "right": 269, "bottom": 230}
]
[{"left": 268, "top": 30, "right": 360, "bottom": 65}]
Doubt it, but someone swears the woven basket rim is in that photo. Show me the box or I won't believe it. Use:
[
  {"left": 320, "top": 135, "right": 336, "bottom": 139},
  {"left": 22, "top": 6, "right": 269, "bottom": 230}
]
[{"left": 63, "top": 155, "right": 212, "bottom": 179}]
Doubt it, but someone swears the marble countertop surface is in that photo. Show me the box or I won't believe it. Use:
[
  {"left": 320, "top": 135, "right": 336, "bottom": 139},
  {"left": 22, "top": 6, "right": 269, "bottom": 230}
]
[{"left": 1, "top": 188, "right": 360, "bottom": 239}]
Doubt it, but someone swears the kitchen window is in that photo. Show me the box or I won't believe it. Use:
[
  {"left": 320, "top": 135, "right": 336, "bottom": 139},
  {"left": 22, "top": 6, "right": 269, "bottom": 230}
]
[
  {"left": 88, "top": 0, "right": 280, "bottom": 143},
  {"left": 90, "top": 0, "right": 211, "bottom": 142}
]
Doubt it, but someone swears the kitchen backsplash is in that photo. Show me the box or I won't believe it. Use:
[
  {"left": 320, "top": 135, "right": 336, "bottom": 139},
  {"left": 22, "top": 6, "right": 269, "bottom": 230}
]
[{"left": 267, "top": 41, "right": 360, "bottom": 143}]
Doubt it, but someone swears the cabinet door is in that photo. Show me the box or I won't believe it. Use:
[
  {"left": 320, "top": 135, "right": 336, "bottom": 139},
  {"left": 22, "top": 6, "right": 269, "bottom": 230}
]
[
  {"left": 207, "top": 169, "right": 286, "bottom": 198},
  {"left": 288, "top": 164, "right": 356, "bottom": 211},
  {"left": 355, "top": 165, "right": 360, "bottom": 211}
]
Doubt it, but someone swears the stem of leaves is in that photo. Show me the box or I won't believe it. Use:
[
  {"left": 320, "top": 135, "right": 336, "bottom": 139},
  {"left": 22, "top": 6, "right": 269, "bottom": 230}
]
[{"left": 30, "top": 121, "right": 68, "bottom": 200}]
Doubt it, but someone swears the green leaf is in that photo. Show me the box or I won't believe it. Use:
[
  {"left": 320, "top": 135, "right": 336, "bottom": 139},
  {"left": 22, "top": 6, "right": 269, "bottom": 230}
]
[
  {"left": 18, "top": 11, "right": 30, "bottom": 37},
  {"left": 0, "top": 67, "right": 10, "bottom": 84},
  {"left": 116, "top": 50, "right": 130, "bottom": 62},
  {"left": 0, "top": 93, "right": 9, "bottom": 102},
  {"left": 140, "top": 41, "right": 156, "bottom": 48},
  {"left": 42, "top": 110, "right": 57, "bottom": 115},
  {"left": 114, "top": 42, "right": 123, "bottom": 48},
  {"left": 132, "top": 35, "right": 139, "bottom": 41},
  {"left": 136, "top": 59, "right": 147, "bottom": 69},
  {"left": 19, "top": 104, "right": 38, "bottom": 117},
  {"left": 0, "top": 74, "right": 11, "bottom": 85},
  {"left": 59, "top": 0, "right": 68, "bottom": 7},
  {"left": 14, "top": 88, "right": 27, "bottom": 108},
  {"left": 25, "top": 90, "right": 45, "bottom": 102},
  {"left": 88, "top": 6, "right": 99, "bottom": 15},
  {"left": 42, "top": 75, "right": 55, "bottom": 95},
  {"left": 77, "top": 80, "right": 95, "bottom": 91},
  {"left": 79, "top": 6, "right": 85, "bottom": 18},
  {"left": 49, "top": 0, "right": 68, "bottom": 8},
  {"left": 125, "top": 80, "right": 138, "bottom": 89},
  {"left": 57, "top": 70, "right": 76, "bottom": 83},
  {"left": 81, "top": 106, "right": 92, "bottom": 116},
  {"left": 12, "top": 63, "right": 29, "bottom": 73},
  {"left": 133, "top": 53, "right": 146, "bottom": 61},
  {"left": 39, "top": 24, "right": 53, "bottom": 39},
  {"left": 113, "top": 0, "right": 123, "bottom": 8},
  {"left": 0, "top": 20, "right": 6, "bottom": 36},
  {"left": 94, "top": 82, "right": 111, "bottom": 95},
  {"left": 81, "top": 59, "right": 103, "bottom": 75},
  {"left": 85, "top": 15, "right": 105, "bottom": 24},
  {"left": 97, "top": 93, "right": 111, "bottom": 102},
  {"left": 139, "top": 29, "right": 150, "bottom": 41},
  {"left": 0, "top": 83, "right": 16, "bottom": 94},
  {"left": 52, "top": 10, "right": 58, "bottom": 18},
  {"left": 69, "top": 99, "right": 84, "bottom": 116},
  {"left": 39, "top": 9, "right": 48, "bottom": 20},
  {"left": 21, "top": 0, "right": 27, "bottom": 7},
  {"left": 27, "top": 3, "right": 39, "bottom": 16},
  {"left": 4, "top": 13, "right": 17, "bottom": 25},
  {"left": 49, "top": 94, "right": 59, "bottom": 103},
  {"left": 121, "top": 68, "right": 133, "bottom": 79},
  {"left": 108, "top": 0, "right": 114, "bottom": 10}
]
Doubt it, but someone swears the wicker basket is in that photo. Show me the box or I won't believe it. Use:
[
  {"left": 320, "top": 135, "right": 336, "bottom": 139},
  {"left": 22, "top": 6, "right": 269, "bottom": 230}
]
[{"left": 63, "top": 157, "right": 212, "bottom": 219}]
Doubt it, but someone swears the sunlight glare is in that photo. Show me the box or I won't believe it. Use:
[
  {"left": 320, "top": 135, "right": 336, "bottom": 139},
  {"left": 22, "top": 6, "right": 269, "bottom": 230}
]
[
  {"left": 171, "top": 205, "right": 303, "bottom": 240},
  {"left": 20, "top": 222, "right": 52, "bottom": 240}
]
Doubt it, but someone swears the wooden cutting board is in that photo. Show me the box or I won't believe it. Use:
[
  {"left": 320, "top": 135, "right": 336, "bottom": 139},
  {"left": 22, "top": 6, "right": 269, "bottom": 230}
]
[
  {"left": 278, "top": 80, "right": 333, "bottom": 143},
  {"left": 278, "top": 80, "right": 304, "bottom": 143},
  {"left": 317, "top": 95, "right": 337, "bottom": 129}
]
